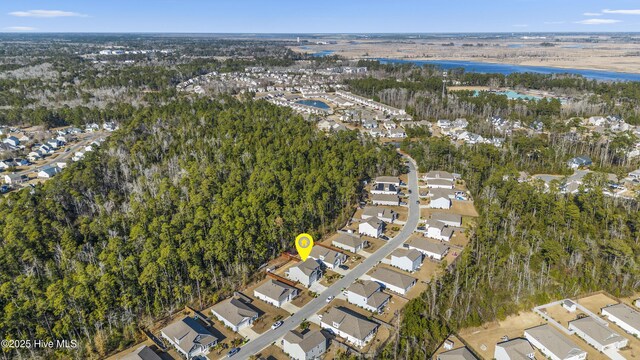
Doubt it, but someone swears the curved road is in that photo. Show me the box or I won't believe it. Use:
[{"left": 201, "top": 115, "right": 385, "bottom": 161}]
[{"left": 235, "top": 157, "right": 420, "bottom": 359}]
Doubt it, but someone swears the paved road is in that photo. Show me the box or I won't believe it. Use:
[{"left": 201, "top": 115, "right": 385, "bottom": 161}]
[{"left": 234, "top": 157, "right": 420, "bottom": 359}]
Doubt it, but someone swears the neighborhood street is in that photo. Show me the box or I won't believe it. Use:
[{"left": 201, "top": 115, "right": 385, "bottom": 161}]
[{"left": 234, "top": 156, "right": 420, "bottom": 359}]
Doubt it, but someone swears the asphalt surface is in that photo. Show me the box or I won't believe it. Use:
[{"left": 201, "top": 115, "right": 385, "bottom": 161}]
[{"left": 234, "top": 157, "right": 420, "bottom": 359}]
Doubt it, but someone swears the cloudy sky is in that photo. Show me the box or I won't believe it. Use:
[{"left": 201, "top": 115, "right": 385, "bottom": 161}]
[{"left": 2, "top": 0, "right": 640, "bottom": 33}]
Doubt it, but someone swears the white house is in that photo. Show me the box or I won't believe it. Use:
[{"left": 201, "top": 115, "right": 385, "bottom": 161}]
[
  {"left": 426, "top": 220, "right": 453, "bottom": 241},
  {"left": 424, "top": 171, "right": 455, "bottom": 182},
  {"left": 369, "top": 267, "right": 417, "bottom": 296},
  {"left": 389, "top": 248, "right": 423, "bottom": 272},
  {"left": 332, "top": 233, "right": 367, "bottom": 253},
  {"left": 568, "top": 316, "right": 627, "bottom": 352},
  {"left": 437, "top": 347, "right": 478, "bottom": 360},
  {"left": 282, "top": 330, "right": 328, "bottom": 360},
  {"left": 319, "top": 307, "right": 378, "bottom": 348},
  {"left": 405, "top": 236, "right": 449, "bottom": 261},
  {"left": 210, "top": 297, "right": 259, "bottom": 332},
  {"left": 602, "top": 303, "right": 640, "bottom": 338},
  {"left": 375, "top": 176, "right": 401, "bottom": 187},
  {"left": 37, "top": 166, "right": 61, "bottom": 179},
  {"left": 524, "top": 324, "right": 587, "bottom": 360},
  {"left": 494, "top": 338, "right": 535, "bottom": 360},
  {"left": 562, "top": 299, "right": 577, "bottom": 312},
  {"left": 253, "top": 279, "right": 298, "bottom": 308},
  {"left": 362, "top": 207, "right": 397, "bottom": 223},
  {"left": 430, "top": 213, "right": 462, "bottom": 227},
  {"left": 3, "top": 136, "right": 20, "bottom": 147},
  {"left": 372, "top": 193, "right": 400, "bottom": 206},
  {"left": 160, "top": 317, "right": 218, "bottom": 360},
  {"left": 309, "top": 246, "right": 347, "bottom": 270},
  {"left": 370, "top": 182, "right": 399, "bottom": 195},
  {"left": 286, "top": 258, "right": 323, "bottom": 287},
  {"left": 345, "top": 280, "right": 390, "bottom": 313},
  {"left": 429, "top": 189, "right": 453, "bottom": 209},
  {"left": 4, "top": 173, "right": 27, "bottom": 185},
  {"left": 427, "top": 179, "right": 454, "bottom": 189},
  {"left": 359, "top": 217, "right": 384, "bottom": 238}
]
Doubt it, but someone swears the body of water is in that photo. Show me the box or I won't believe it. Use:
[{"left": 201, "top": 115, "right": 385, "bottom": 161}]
[
  {"left": 296, "top": 99, "right": 331, "bottom": 109},
  {"left": 376, "top": 58, "right": 640, "bottom": 82},
  {"left": 473, "top": 90, "right": 541, "bottom": 100},
  {"left": 311, "top": 50, "right": 335, "bottom": 57}
]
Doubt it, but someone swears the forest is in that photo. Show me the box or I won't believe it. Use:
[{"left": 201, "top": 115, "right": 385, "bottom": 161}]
[
  {"left": 376, "top": 137, "right": 640, "bottom": 359},
  {"left": 0, "top": 98, "right": 402, "bottom": 358}
]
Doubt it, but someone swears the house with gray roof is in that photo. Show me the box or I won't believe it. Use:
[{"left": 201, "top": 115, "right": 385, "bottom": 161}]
[
  {"left": 210, "top": 297, "right": 259, "bottom": 332},
  {"left": 253, "top": 279, "right": 298, "bottom": 308},
  {"left": 494, "top": 338, "right": 535, "bottom": 360},
  {"left": 359, "top": 217, "right": 385, "bottom": 238},
  {"left": 286, "top": 258, "right": 322, "bottom": 287},
  {"left": 389, "top": 248, "right": 423, "bottom": 272},
  {"left": 160, "top": 317, "right": 218, "bottom": 359},
  {"left": 369, "top": 267, "right": 417, "bottom": 296},
  {"left": 332, "top": 233, "right": 367, "bottom": 254},
  {"left": 119, "top": 345, "right": 163, "bottom": 360},
  {"left": 431, "top": 213, "right": 462, "bottom": 227},
  {"left": 568, "top": 316, "right": 627, "bottom": 352},
  {"left": 425, "top": 171, "right": 455, "bottom": 182},
  {"left": 602, "top": 303, "right": 640, "bottom": 337},
  {"left": 371, "top": 193, "right": 400, "bottom": 206},
  {"left": 309, "top": 246, "right": 346, "bottom": 270},
  {"left": 405, "top": 236, "right": 450, "bottom": 261},
  {"left": 375, "top": 176, "right": 400, "bottom": 187},
  {"left": 524, "top": 324, "right": 587, "bottom": 360},
  {"left": 362, "top": 206, "right": 397, "bottom": 223},
  {"left": 346, "top": 280, "right": 390, "bottom": 313},
  {"left": 282, "top": 330, "right": 329, "bottom": 360},
  {"left": 437, "top": 347, "right": 478, "bottom": 360},
  {"left": 319, "top": 307, "right": 379, "bottom": 348}
]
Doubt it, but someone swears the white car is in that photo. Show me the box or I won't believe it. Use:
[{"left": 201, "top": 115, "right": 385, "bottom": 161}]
[
  {"left": 271, "top": 320, "right": 283, "bottom": 330},
  {"left": 326, "top": 296, "right": 334, "bottom": 303}
]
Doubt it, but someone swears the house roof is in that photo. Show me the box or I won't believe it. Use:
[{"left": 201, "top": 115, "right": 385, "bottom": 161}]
[
  {"left": 426, "top": 219, "right": 446, "bottom": 230},
  {"left": 333, "top": 233, "right": 365, "bottom": 249},
  {"left": 429, "top": 189, "right": 455, "bottom": 200},
  {"left": 370, "top": 267, "right": 417, "bottom": 290},
  {"left": 254, "top": 280, "right": 297, "bottom": 303},
  {"left": 363, "top": 206, "right": 394, "bottom": 218},
  {"left": 525, "top": 324, "right": 585, "bottom": 359},
  {"left": 431, "top": 213, "right": 462, "bottom": 224},
  {"left": 375, "top": 176, "right": 399, "bottom": 184},
  {"left": 495, "top": 338, "right": 534, "bottom": 360},
  {"left": 309, "top": 246, "right": 344, "bottom": 264},
  {"left": 371, "top": 194, "right": 400, "bottom": 203},
  {"left": 211, "top": 298, "right": 258, "bottom": 326},
  {"left": 438, "top": 347, "right": 478, "bottom": 360},
  {"left": 120, "top": 345, "right": 163, "bottom": 360},
  {"left": 569, "top": 316, "right": 624, "bottom": 346},
  {"left": 406, "top": 237, "right": 449, "bottom": 255},
  {"left": 363, "top": 216, "right": 384, "bottom": 228},
  {"left": 161, "top": 317, "right": 217, "bottom": 355},
  {"left": 391, "top": 248, "right": 423, "bottom": 262},
  {"left": 291, "top": 258, "right": 322, "bottom": 276},
  {"left": 321, "top": 307, "right": 378, "bottom": 341},
  {"left": 283, "top": 330, "right": 328, "bottom": 353},
  {"left": 428, "top": 179, "right": 454, "bottom": 186},
  {"left": 602, "top": 303, "right": 640, "bottom": 332},
  {"left": 347, "top": 280, "right": 382, "bottom": 298},
  {"left": 425, "top": 170, "right": 454, "bottom": 180}
]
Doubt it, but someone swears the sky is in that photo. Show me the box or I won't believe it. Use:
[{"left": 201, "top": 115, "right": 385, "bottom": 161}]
[{"left": 1, "top": 0, "right": 640, "bottom": 33}]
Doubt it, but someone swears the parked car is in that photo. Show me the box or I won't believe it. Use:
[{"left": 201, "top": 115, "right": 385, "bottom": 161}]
[
  {"left": 228, "top": 348, "right": 240, "bottom": 357},
  {"left": 338, "top": 264, "right": 349, "bottom": 270},
  {"left": 271, "top": 320, "right": 283, "bottom": 330},
  {"left": 326, "top": 296, "right": 334, "bottom": 303}
]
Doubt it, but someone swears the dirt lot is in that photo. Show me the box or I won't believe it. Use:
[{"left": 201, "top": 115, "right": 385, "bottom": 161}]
[
  {"left": 362, "top": 236, "right": 386, "bottom": 254},
  {"left": 257, "top": 344, "right": 289, "bottom": 360},
  {"left": 320, "top": 270, "right": 343, "bottom": 287},
  {"left": 543, "top": 303, "right": 586, "bottom": 328},
  {"left": 374, "top": 293, "right": 408, "bottom": 324},
  {"left": 250, "top": 300, "right": 292, "bottom": 334},
  {"left": 420, "top": 201, "right": 478, "bottom": 219},
  {"left": 106, "top": 341, "right": 173, "bottom": 360},
  {"left": 459, "top": 311, "right": 546, "bottom": 360}
]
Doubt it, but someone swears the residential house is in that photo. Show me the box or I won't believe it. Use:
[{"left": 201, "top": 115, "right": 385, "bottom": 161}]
[
  {"left": 253, "top": 279, "right": 298, "bottom": 308},
  {"left": 389, "top": 248, "right": 423, "bottom": 272},
  {"left": 601, "top": 303, "right": 640, "bottom": 338},
  {"left": 371, "top": 182, "right": 399, "bottom": 195},
  {"left": 567, "top": 316, "right": 627, "bottom": 352},
  {"left": 427, "top": 179, "right": 454, "bottom": 189},
  {"left": 309, "top": 245, "right": 346, "bottom": 270},
  {"left": 405, "top": 236, "right": 450, "bottom": 261},
  {"left": 372, "top": 194, "right": 400, "bottom": 206},
  {"left": 431, "top": 213, "right": 462, "bottom": 227},
  {"left": 4, "top": 173, "right": 27, "bottom": 185},
  {"left": 362, "top": 120, "right": 378, "bottom": 129},
  {"left": 437, "top": 347, "right": 478, "bottom": 360},
  {"left": 424, "top": 171, "right": 455, "bottom": 182},
  {"left": 361, "top": 207, "right": 397, "bottom": 223},
  {"left": 436, "top": 119, "right": 452, "bottom": 129},
  {"left": 524, "top": 324, "right": 587, "bottom": 360},
  {"left": 319, "top": 307, "right": 379, "bottom": 348},
  {"left": 426, "top": 220, "right": 454, "bottom": 241},
  {"left": 387, "top": 128, "right": 407, "bottom": 138},
  {"left": 210, "top": 297, "right": 259, "bottom": 332},
  {"left": 332, "top": 233, "right": 367, "bottom": 253},
  {"left": 369, "top": 267, "right": 417, "bottom": 295},
  {"left": 345, "top": 280, "right": 390, "bottom": 314},
  {"left": 452, "top": 118, "right": 469, "bottom": 129},
  {"left": 286, "top": 258, "right": 323, "bottom": 287},
  {"left": 429, "top": 189, "right": 453, "bottom": 209},
  {"left": 160, "top": 317, "right": 218, "bottom": 359},
  {"left": 375, "top": 176, "right": 401, "bottom": 187},
  {"left": 120, "top": 345, "right": 163, "bottom": 360},
  {"left": 567, "top": 156, "right": 592, "bottom": 169},
  {"left": 37, "top": 165, "right": 61, "bottom": 179},
  {"left": 358, "top": 217, "right": 384, "bottom": 238},
  {"left": 562, "top": 300, "right": 577, "bottom": 313},
  {"left": 46, "top": 138, "right": 62, "bottom": 149},
  {"left": 494, "top": 338, "right": 535, "bottom": 360},
  {"left": 282, "top": 330, "right": 329, "bottom": 360},
  {"left": 3, "top": 136, "right": 20, "bottom": 147}
]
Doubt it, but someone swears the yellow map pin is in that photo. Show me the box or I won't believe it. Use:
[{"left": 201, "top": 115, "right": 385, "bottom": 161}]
[{"left": 295, "top": 233, "right": 314, "bottom": 261}]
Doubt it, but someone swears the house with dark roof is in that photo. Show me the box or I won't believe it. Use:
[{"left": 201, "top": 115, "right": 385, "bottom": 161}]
[
  {"left": 160, "top": 317, "right": 218, "bottom": 359},
  {"left": 119, "top": 345, "right": 163, "bottom": 360},
  {"left": 282, "top": 330, "right": 329, "bottom": 360},
  {"left": 210, "top": 297, "right": 259, "bottom": 332},
  {"left": 567, "top": 156, "right": 592, "bottom": 169}
]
